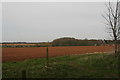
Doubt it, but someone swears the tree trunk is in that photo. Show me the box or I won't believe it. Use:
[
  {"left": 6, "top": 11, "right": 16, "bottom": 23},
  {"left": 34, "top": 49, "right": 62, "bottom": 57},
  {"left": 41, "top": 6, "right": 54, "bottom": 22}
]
[
  {"left": 114, "top": 37, "right": 118, "bottom": 57},
  {"left": 115, "top": 42, "right": 118, "bottom": 57}
]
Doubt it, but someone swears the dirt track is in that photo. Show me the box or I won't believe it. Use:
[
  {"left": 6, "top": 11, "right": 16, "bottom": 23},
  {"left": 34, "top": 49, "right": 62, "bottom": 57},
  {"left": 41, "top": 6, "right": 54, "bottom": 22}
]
[{"left": 2, "top": 46, "right": 113, "bottom": 62}]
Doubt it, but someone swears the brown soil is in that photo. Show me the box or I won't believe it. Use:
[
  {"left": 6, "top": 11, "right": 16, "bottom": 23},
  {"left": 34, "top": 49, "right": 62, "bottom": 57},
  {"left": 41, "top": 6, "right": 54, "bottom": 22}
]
[{"left": 2, "top": 46, "right": 113, "bottom": 62}]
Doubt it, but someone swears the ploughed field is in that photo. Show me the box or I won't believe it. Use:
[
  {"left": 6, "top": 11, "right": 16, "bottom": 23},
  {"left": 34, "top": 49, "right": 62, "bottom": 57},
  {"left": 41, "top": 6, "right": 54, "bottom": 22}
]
[{"left": 2, "top": 46, "right": 113, "bottom": 62}]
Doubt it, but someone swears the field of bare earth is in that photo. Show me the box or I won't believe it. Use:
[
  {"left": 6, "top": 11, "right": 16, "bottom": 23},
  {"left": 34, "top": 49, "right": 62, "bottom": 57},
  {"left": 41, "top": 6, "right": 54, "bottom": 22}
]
[{"left": 2, "top": 46, "right": 113, "bottom": 62}]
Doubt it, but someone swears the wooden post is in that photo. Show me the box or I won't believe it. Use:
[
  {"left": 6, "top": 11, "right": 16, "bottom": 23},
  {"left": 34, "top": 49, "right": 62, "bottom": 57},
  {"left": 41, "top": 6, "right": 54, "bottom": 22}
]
[
  {"left": 22, "top": 70, "right": 26, "bottom": 80},
  {"left": 46, "top": 46, "right": 49, "bottom": 67}
]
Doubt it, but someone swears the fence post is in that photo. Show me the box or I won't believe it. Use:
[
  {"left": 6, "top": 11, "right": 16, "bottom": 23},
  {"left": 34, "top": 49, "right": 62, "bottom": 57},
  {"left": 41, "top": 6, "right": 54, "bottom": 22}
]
[
  {"left": 46, "top": 46, "right": 49, "bottom": 67},
  {"left": 22, "top": 70, "right": 26, "bottom": 80}
]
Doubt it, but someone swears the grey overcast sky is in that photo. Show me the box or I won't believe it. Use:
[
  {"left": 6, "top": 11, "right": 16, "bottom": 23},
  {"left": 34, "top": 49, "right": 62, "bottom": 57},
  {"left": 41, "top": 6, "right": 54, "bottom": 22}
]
[{"left": 2, "top": 2, "right": 111, "bottom": 42}]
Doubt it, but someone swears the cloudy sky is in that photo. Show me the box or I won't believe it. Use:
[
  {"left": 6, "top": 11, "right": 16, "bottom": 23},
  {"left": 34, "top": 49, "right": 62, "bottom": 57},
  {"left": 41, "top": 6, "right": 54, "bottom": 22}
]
[{"left": 2, "top": 2, "right": 111, "bottom": 42}]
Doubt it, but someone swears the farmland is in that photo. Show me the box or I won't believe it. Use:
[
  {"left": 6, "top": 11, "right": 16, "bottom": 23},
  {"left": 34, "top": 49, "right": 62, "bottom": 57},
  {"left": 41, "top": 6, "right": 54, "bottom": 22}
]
[
  {"left": 2, "top": 40, "right": 117, "bottom": 78},
  {"left": 2, "top": 44, "right": 118, "bottom": 78},
  {"left": 2, "top": 46, "right": 113, "bottom": 62}
]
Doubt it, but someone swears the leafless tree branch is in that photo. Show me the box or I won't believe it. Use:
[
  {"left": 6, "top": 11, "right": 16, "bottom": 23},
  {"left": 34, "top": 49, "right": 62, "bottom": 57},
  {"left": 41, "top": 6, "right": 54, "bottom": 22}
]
[{"left": 102, "top": 1, "right": 120, "bottom": 56}]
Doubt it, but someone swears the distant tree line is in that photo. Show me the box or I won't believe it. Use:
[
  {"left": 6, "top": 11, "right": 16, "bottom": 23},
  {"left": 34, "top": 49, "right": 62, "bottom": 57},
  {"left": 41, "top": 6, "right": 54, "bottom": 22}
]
[
  {"left": 51, "top": 37, "right": 120, "bottom": 46},
  {"left": 1, "top": 37, "right": 119, "bottom": 48},
  {"left": 1, "top": 42, "right": 52, "bottom": 48},
  {"left": 51, "top": 37, "right": 104, "bottom": 46}
]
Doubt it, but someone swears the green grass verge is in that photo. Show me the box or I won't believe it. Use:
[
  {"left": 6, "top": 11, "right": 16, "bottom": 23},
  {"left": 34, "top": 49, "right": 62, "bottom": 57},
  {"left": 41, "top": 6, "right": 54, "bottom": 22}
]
[{"left": 2, "top": 53, "right": 118, "bottom": 78}]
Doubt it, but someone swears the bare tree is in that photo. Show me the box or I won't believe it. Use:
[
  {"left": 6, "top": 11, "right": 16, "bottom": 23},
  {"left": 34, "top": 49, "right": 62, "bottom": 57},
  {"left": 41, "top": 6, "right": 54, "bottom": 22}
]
[{"left": 102, "top": 1, "right": 120, "bottom": 57}]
